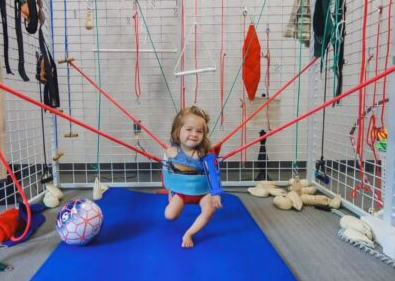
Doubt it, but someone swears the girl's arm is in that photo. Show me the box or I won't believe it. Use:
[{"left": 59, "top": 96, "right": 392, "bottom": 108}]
[{"left": 202, "top": 153, "right": 223, "bottom": 196}]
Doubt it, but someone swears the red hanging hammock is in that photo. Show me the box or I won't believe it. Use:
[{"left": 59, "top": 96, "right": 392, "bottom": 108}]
[{"left": 242, "top": 24, "right": 261, "bottom": 101}]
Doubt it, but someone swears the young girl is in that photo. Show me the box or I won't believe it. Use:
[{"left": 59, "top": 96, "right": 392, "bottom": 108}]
[{"left": 163, "top": 106, "right": 222, "bottom": 248}]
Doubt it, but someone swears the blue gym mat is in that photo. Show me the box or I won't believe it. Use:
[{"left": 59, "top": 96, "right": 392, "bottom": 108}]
[{"left": 32, "top": 188, "right": 296, "bottom": 281}]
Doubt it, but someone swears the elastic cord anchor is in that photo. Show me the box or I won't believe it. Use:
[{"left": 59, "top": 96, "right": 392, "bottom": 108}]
[{"left": 40, "top": 166, "right": 53, "bottom": 184}]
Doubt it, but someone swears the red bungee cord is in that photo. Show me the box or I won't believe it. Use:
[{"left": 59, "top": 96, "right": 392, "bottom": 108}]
[
  {"left": 221, "top": 64, "right": 395, "bottom": 160},
  {"left": 355, "top": 0, "right": 369, "bottom": 194},
  {"left": 193, "top": 0, "right": 199, "bottom": 104},
  {"left": 381, "top": 0, "right": 393, "bottom": 126},
  {"left": 0, "top": 82, "right": 162, "bottom": 163},
  {"left": 64, "top": 59, "right": 168, "bottom": 149},
  {"left": 180, "top": 0, "right": 185, "bottom": 109},
  {"left": 220, "top": 0, "right": 226, "bottom": 126},
  {"left": 365, "top": 6, "right": 383, "bottom": 206},
  {"left": 263, "top": 28, "right": 271, "bottom": 131},
  {"left": 212, "top": 57, "right": 318, "bottom": 153}
]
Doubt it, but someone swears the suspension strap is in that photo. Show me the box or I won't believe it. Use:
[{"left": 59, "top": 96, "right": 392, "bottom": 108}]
[
  {"left": 381, "top": 0, "right": 393, "bottom": 126},
  {"left": 135, "top": 0, "right": 177, "bottom": 112},
  {"left": 239, "top": 8, "right": 247, "bottom": 161},
  {"left": 193, "top": 0, "right": 199, "bottom": 103},
  {"left": 349, "top": 98, "right": 389, "bottom": 203},
  {"left": 14, "top": 0, "right": 29, "bottom": 81},
  {"left": 219, "top": 2, "right": 226, "bottom": 126},
  {"left": 0, "top": 1, "right": 13, "bottom": 74},
  {"left": 263, "top": 28, "right": 271, "bottom": 130},
  {"left": 332, "top": 0, "right": 346, "bottom": 103},
  {"left": 180, "top": 0, "right": 185, "bottom": 109},
  {"left": 133, "top": 1, "right": 141, "bottom": 100},
  {"left": 365, "top": 6, "right": 384, "bottom": 207},
  {"left": 24, "top": 0, "right": 38, "bottom": 34},
  {"left": 210, "top": 0, "right": 268, "bottom": 136},
  {"left": 355, "top": 0, "right": 369, "bottom": 193},
  {"left": 315, "top": 48, "right": 330, "bottom": 184},
  {"left": 38, "top": 28, "right": 60, "bottom": 108}
]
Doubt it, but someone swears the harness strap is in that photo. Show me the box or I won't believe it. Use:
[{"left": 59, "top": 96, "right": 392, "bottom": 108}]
[
  {"left": 14, "top": 0, "right": 29, "bottom": 81},
  {"left": 38, "top": 27, "right": 60, "bottom": 108},
  {"left": 24, "top": 0, "right": 39, "bottom": 34},
  {"left": 0, "top": 1, "right": 13, "bottom": 74},
  {"left": 333, "top": 0, "right": 346, "bottom": 103},
  {"left": 162, "top": 168, "right": 210, "bottom": 195}
]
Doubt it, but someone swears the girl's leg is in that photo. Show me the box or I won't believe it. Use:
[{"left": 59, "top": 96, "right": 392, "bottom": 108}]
[
  {"left": 165, "top": 194, "right": 184, "bottom": 220},
  {"left": 182, "top": 194, "right": 215, "bottom": 248}
]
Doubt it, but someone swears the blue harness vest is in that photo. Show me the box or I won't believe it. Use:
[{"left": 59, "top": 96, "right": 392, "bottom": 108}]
[{"left": 162, "top": 149, "right": 223, "bottom": 196}]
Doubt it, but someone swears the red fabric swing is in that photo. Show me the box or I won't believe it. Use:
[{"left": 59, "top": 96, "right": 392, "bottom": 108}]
[{"left": 242, "top": 24, "right": 261, "bottom": 101}]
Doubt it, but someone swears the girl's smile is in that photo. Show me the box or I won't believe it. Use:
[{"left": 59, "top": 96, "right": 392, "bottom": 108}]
[{"left": 179, "top": 115, "right": 205, "bottom": 153}]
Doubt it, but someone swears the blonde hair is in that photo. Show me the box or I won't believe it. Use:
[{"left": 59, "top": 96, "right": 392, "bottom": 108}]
[{"left": 170, "top": 106, "right": 211, "bottom": 157}]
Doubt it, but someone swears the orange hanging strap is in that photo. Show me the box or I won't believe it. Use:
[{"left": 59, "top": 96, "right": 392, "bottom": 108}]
[
  {"left": 240, "top": 99, "right": 247, "bottom": 164},
  {"left": 263, "top": 28, "right": 271, "bottom": 130},
  {"left": 220, "top": 53, "right": 226, "bottom": 126},
  {"left": 220, "top": 0, "right": 225, "bottom": 126},
  {"left": 193, "top": 0, "right": 199, "bottom": 103},
  {"left": 133, "top": 2, "right": 141, "bottom": 100},
  {"left": 381, "top": 0, "right": 392, "bottom": 126},
  {"left": 180, "top": 0, "right": 185, "bottom": 109},
  {"left": 354, "top": 0, "right": 369, "bottom": 195},
  {"left": 242, "top": 24, "right": 261, "bottom": 101}
]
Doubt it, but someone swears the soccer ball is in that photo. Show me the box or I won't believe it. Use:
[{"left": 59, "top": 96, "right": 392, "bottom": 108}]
[{"left": 56, "top": 198, "right": 103, "bottom": 245}]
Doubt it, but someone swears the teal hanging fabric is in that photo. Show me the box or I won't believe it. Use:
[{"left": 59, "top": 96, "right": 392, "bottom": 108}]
[
  {"left": 313, "top": 0, "right": 346, "bottom": 102},
  {"left": 313, "top": 0, "right": 333, "bottom": 58}
]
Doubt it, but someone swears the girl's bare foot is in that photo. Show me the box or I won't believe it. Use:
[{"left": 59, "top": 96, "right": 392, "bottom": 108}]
[{"left": 182, "top": 234, "right": 194, "bottom": 248}]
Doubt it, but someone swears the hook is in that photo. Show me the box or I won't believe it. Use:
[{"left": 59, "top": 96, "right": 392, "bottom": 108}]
[
  {"left": 174, "top": 0, "right": 179, "bottom": 17},
  {"left": 243, "top": 6, "right": 248, "bottom": 17}
]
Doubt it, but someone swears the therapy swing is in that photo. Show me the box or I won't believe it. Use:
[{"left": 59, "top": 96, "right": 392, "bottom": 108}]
[
  {"left": 173, "top": 7, "right": 216, "bottom": 77},
  {"left": 2, "top": 0, "right": 395, "bottom": 234}
]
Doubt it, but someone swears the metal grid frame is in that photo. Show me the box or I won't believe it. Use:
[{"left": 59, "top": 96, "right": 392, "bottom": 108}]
[
  {"left": 308, "top": 0, "right": 394, "bottom": 223},
  {"left": 52, "top": 0, "right": 312, "bottom": 188},
  {"left": 0, "top": 0, "right": 54, "bottom": 210}
]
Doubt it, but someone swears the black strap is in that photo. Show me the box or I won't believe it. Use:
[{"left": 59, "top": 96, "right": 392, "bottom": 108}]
[
  {"left": 0, "top": 1, "right": 13, "bottom": 74},
  {"left": 333, "top": 0, "right": 346, "bottom": 103},
  {"left": 25, "top": 0, "right": 38, "bottom": 34},
  {"left": 14, "top": 0, "right": 29, "bottom": 81},
  {"left": 38, "top": 27, "right": 60, "bottom": 108}
]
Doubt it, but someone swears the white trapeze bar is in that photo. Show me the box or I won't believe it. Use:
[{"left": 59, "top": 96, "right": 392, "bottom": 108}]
[
  {"left": 92, "top": 48, "right": 178, "bottom": 53},
  {"left": 174, "top": 67, "right": 217, "bottom": 77}
]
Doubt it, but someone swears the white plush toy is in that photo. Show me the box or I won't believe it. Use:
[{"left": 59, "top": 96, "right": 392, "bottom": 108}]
[
  {"left": 340, "top": 215, "right": 373, "bottom": 240},
  {"left": 93, "top": 177, "right": 109, "bottom": 200},
  {"left": 273, "top": 196, "right": 293, "bottom": 210},
  {"left": 43, "top": 183, "right": 63, "bottom": 208},
  {"left": 248, "top": 182, "right": 286, "bottom": 198},
  {"left": 43, "top": 191, "right": 59, "bottom": 208},
  {"left": 46, "top": 183, "right": 63, "bottom": 200},
  {"left": 247, "top": 187, "right": 270, "bottom": 197},
  {"left": 286, "top": 191, "right": 303, "bottom": 211},
  {"left": 342, "top": 228, "right": 375, "bottom": 248}
]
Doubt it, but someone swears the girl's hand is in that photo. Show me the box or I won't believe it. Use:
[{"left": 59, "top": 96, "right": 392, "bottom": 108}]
[{"left": 211, "top": 195, "right": 222, "bottom": 209}]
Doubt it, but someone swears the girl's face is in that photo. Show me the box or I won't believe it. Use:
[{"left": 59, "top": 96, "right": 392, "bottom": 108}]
[{"left": 179, "top": 114, "right": 205, "bottom": 151}]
